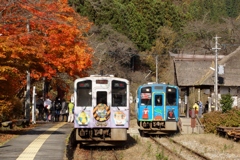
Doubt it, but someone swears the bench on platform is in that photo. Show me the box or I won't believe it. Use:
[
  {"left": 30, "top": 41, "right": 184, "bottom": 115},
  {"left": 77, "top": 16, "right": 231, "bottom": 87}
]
[
  {"left": 1, "top": 121, "right": 13, "bottom": 129},
  {"left": 13, "top": 119, "right": 29, "bottom": 128}
]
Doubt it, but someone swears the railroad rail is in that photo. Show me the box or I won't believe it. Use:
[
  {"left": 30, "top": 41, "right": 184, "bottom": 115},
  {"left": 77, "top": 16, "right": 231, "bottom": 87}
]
[
  {"left": 150, "top": 136, "right": 211, "bottom": 160},
  {"left": 167, "top": 137, "right": 211, "bottom": 160},
  {"left": 150, "top": 136, "right": 185, "bottom": 160},
  {"left": 216, "top": 126, "right": 240, "bottom": 141},
  {"left": 112, "top": 149, "right": 119, "bottom": 160}
]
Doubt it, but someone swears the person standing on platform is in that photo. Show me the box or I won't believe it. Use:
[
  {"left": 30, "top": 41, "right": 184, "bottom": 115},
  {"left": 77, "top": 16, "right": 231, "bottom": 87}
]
[
  {"left": 36, "top": 96, "right": 44, "bottom": 121},
  {"left": 54, "top": 97, "right": 62, "bottom": 122},
  {"left": 68, "top": 101, "right": 74, "bottom": 123},
  {"left": 44, "top": 97, "right": 52, "bottom": 122},
  {"left": 198, "top": 100, "right": 203, "bottom": 117},
  {"left": 60, "top": 99, "right": 68, "bottom": 122},
  {"left": 204, "top": 101, "right": 209, "bottom": 113},
  {"left": 192, "top": 101, "right": 199, "bottom": 116}
]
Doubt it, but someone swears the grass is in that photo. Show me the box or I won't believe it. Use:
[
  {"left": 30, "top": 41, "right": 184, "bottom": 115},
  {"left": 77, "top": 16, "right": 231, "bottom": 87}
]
[
  {"left": 132, "top": 134, "right": 140, "bottom": 143},
  {"left": 156, "top": 149, "right": 169, "bottom": 160},
  {"left": 222, "top": 143, "right": 234, "bottom": 152}
]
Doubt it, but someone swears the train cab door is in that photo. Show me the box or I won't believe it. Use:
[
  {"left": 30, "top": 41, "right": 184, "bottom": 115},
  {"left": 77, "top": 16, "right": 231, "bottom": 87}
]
[{"left": 152, "top": 93, "right": 165, "bottom": 121}]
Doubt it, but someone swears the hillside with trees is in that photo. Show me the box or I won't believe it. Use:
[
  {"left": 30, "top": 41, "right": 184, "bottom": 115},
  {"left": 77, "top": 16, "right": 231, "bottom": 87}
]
[
  {"left": 1, "top": 0, "right": 240, "bottom": 121},
  {"left": 68, "top": 0, "right": 240, "bottom": 91}
]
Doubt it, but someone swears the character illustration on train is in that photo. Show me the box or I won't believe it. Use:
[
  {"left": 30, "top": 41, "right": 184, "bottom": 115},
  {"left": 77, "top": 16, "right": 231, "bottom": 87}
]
[{"left": 135, "top": 82, "right": 181, "bottom": 136}]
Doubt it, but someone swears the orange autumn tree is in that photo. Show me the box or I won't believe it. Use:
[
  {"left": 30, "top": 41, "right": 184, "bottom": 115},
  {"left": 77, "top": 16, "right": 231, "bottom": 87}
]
[{"left": 0, "top": 0, "right": 93, "bottom": 121}]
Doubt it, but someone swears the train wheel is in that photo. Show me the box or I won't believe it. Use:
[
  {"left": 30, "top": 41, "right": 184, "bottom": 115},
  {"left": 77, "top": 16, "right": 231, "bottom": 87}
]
[
  {"left": 140, "top": 131, "right": 146, "bottom": 137},
  {"left": 137, "top": 120, "right": 140, "bottom": 126}
]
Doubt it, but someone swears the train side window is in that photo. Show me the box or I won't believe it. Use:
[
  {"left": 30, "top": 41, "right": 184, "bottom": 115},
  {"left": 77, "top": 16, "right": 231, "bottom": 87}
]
[{"left": 155, "top": 95, "right": 162, "bottom": 106}]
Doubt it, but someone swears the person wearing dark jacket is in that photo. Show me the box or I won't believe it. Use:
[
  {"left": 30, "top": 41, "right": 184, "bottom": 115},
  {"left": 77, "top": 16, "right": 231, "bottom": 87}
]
[
  {"left": 54, "top": 97, "right": 62, "bottom": 122},
  {"left": 204, "top": 101, "right": 209, "bottom": 113},
  {"left": 36, "top": 97, "right": 44, "bottom": 121},
  {"left": 60, "top": 99, "right": 68, "bottom": 122}
]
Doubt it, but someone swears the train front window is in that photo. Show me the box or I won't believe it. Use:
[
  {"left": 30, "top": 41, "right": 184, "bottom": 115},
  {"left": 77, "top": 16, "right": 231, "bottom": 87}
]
[
  {"left": 166, "top": 87, "right": 177, "bottom": 106},
  {"left": 97, "top": 91, "right": 107, "bottom": 104},
  {"left": 76, "top": 80, "right": 92, "bottom": 106},
  {"left": 140, "top": 87, "right": 152, "bottom": 105},
  {"left": 112, "top": 80, "right": 127, "bottom": 106},
  {"left": 155, "top": 95, "right": 162, "bottom": 106}
]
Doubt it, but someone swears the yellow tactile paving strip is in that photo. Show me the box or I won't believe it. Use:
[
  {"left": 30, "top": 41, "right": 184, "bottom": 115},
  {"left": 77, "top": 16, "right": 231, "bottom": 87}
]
[{"left": 16, "top": 122, "right": 66, "bottom": 160}]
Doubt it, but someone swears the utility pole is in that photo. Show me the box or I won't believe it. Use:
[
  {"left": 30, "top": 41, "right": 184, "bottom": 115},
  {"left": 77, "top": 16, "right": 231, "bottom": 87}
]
[
  {"left": 32, "top": 86, "right": 36, "bottom": 124},
  {"left": 25, "top": 71, "right": 30, "bottom": 120},
  {"left": 156, "top": 55, "right": 158, "bottom": 83},
  {"left": 25, "top": 20, "right": 31, "bottom": 121},
  {"left": 212, "top": 35, "right": 221, "bottom": 111}
]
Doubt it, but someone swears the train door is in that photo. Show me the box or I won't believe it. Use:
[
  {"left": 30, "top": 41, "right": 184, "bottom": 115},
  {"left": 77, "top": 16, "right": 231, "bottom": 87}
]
[
  {"left": 152, "top": 93, "right": 165, "bottom": 121},
  {"left": 93, "top": 89, "right": 111, "bottom": 125}
]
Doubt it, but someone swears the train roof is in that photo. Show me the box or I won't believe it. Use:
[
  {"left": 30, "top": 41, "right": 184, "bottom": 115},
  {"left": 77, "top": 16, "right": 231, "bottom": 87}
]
[
  {"left": 74, "top": 75, "right": 129, "bottom": 83},
  {"left": 139, "top": 82, "right": 178, "bottom": 88},
  {"left": 90, "top": 74, "right": 114, "bottom": 77}
]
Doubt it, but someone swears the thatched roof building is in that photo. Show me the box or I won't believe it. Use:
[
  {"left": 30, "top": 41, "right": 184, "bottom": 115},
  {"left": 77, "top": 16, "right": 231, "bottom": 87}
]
[
  {"left": 170, "top": 46, "right": 240, "bottom": 111},
  {"left": 170, "top": 46, "right": 240, "bottom": 87}
]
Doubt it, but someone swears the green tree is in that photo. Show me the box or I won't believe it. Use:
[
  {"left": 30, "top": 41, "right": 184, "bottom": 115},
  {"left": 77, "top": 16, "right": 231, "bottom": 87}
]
[
  {"left": 69, "top": 0, "right": 186, "bottom": 51},
  {"left": 187, "top": 0, "right": 240, "bottom": 22},
  {"left": 220, "top": 94, "right": 234, "bottom": 113},
  {"left": 225, "top": 0, "right": 240, "bottom": 18}
]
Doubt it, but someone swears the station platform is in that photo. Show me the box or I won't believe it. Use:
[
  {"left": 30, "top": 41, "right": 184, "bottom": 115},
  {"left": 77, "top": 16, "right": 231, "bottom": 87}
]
[
  {"left": 0, "top": 122, "right": 73, "bottom": 160},
  {"left": 180, "top": 117, "right": 204, "bottom": 134}
]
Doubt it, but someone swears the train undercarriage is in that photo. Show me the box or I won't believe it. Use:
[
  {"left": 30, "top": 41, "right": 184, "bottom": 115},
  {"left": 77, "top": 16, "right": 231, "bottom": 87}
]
[
  {"left": 75, "top": 128, "right": 128, "bottom": 146},
  {"left": 75, "top": 128, "right": 127, "bottom": 141},
  {"left": 138, "top": 120, "right": 181, "bottom": 136}
]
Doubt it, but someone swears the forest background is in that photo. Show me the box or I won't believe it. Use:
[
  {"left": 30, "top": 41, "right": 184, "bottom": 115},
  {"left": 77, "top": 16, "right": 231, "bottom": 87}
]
[{"left": 1, "top": 0, "right": 240, "bottom": 121}]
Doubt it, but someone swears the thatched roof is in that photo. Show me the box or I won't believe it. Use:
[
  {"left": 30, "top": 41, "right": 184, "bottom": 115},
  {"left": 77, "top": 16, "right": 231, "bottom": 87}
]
[{"left": 170, "top": 46, "right": 240, "bottom": 87}]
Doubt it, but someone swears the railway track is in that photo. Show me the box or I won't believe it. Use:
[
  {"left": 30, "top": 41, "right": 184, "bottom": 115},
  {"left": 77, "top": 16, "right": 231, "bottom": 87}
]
[
  {"left": 150, "top": 136, "right": 185, "bottom": 160},
  {"left": 112, "top": 149, "right": 119, "bottom": 160},
  {"left": 76, "top": 145, "right": 120, "bottom": 160},
  {"left": 150, "top": 136, "right": 211, "bottom": 160}
]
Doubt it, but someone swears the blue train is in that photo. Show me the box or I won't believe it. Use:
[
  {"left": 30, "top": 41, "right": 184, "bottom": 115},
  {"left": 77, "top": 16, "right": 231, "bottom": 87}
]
[{"left": 135, "top": 82, "right": 181, "bottom": 136}]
